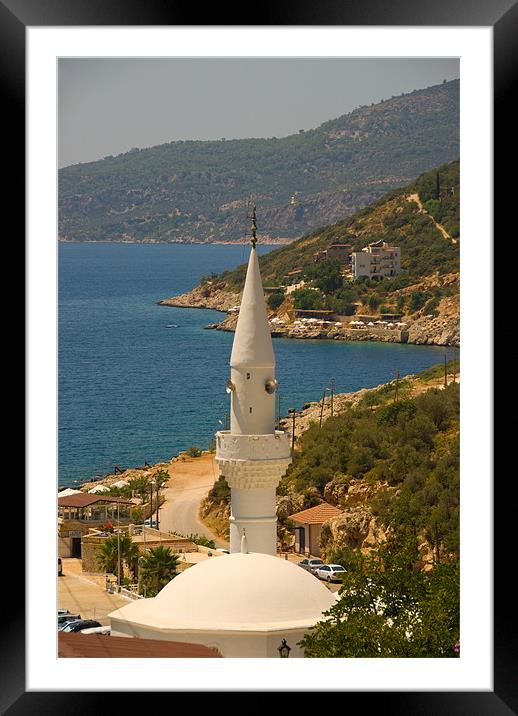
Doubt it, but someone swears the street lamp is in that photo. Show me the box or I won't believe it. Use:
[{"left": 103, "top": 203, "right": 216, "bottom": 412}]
[{"left": 277, "top": 639, "right": 291, "bottom": 658}]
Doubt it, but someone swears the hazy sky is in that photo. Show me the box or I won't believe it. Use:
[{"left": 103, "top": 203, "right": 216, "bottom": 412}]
[{"left": 58, "top": 58, "right": 459, "bottom": 168}]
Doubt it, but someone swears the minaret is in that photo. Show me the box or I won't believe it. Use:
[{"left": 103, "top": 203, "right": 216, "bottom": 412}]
[{"left": 215, "top": 208, "right": 292, "bottom": 555}]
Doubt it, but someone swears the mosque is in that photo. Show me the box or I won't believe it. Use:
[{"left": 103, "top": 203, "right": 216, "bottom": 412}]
[{"left": 109, "top": 216, "right": 335, "bottom": 657}]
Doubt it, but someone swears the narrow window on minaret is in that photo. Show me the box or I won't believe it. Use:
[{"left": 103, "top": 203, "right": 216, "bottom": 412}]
[
  {"left": 249, "top": 407, "right": 253, "bottom": 413},
  {"left": 247, "top": 373, "right": 250, "bottom": 379}
]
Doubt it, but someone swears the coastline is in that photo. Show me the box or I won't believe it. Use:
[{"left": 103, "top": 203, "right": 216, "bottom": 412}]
[{"left": 158, "top": 287, "right": 460, "bottom": 348}]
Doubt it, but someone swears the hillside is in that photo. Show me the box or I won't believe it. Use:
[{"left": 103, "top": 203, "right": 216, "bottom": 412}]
[
  {"left": 59, "top": 79, "right": 459, "bottom": 244},
  {"left": 161, "top": 161, "right": 460, "bottom": 346},
  {"left": 201, "top": 361, "right": 460, "bottom": 566}
]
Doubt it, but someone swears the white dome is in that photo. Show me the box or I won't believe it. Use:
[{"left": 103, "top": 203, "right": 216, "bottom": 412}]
[{"left": 110, "top": 552, "right": 335, "bottom": 632}]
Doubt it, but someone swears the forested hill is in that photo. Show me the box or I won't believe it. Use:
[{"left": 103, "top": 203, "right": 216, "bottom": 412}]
[
  {"left": 218, "top": 160, "right": 460, "bottom": 290},
  {"left": 59, "top": 79, "right": 459, "bottom": 244}
]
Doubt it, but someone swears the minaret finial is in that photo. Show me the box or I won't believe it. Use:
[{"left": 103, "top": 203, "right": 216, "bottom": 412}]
[{"left": 251, "top": 205, "right": 257, "bottom": 249}]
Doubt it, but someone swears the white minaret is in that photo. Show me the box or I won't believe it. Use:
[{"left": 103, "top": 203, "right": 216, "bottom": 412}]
[{"left": 215, "top": 208, "right": 292, "bottom": 555}]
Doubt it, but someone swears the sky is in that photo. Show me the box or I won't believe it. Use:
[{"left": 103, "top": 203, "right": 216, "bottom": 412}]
[{"left": 58, "top": 58, "right": 459, "bottom": 169}]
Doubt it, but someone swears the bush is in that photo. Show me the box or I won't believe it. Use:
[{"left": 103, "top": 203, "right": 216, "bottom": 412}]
[
  {"left": 186, "top": 446, "right": 203, "bottom": 458},
  {"left": 267, "top": 291, "right": 285, "bottom": 310},
  {"left": 292, "top": 288, "right": 324, "bottom": 310}
]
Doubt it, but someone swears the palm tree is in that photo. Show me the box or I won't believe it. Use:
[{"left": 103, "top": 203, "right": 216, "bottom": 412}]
[
  {"left": 152, "top": 468, "right": 170, "bottom": 489},
  {"left": 130, "top": 476, "right": 152, "bottom": 502},
  {"left": 97, "top": 533, "right": 140, "bottom": 583},
  {"left": 139, "top": 546, "right": 179, "bottom": 597},
  {"left": 97, "top": 536, "right": 118, "bottom": 574}
]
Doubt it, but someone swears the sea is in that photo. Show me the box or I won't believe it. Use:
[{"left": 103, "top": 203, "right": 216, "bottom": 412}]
[{"left": 59, "top": 243, "right": 450, "bottom": 487}]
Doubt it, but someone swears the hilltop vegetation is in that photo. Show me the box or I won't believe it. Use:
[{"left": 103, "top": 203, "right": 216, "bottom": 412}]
[
  {"left": 59, "top": 80, "right": 459, "bottom": 244},
  {"left": 215, "top": 160, "right": 459, "bottom": 319}
]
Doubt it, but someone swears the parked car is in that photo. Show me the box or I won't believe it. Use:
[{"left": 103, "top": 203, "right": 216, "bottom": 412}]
[
  {"left": 57, "top": 608, "right": 70, "bottom": 617},
  {"left": 62, "top": 620, "right": 102, "bottom": 633},
  {"left": 58, "top": 617, "right": 82, "bottom": 631},
  {"left": 216, "top": 548, "right": 230, "bottom": 554},
  {"left": 80, "top": 625, "right": 111, "bottom": 635},
  {"left": 144, "top": 518, "right": 158, "bottom": 528},
  {"left": 314, "top": 564, "right": 347, "bottom": 582},
  {"left": 298, "top": 558, "right": 324, "bottom": 574}
]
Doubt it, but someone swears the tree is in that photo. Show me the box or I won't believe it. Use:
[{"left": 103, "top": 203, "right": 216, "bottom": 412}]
[
  {"left": 97, "top": 533, "right": 140, "bottom": 583},
  {"left": 306, "top": 259, "right": 343, "bottom": 294},
  {"left": 299, "top": 537, "right": 459, "bottom": 658},
  {"left": 292, "top": 288, "right": 323, "bottom": 310},
  {"left": 139, "top": 546, "right": 180, "bottom": 597},
  {"left": 368, "top": 294, "right": 380, "bottom": 311},
  {"left": 151, "top": 468, "right": 169, "bottom": 489},
  {"left": 97, "top": 536, "right": 118, "bottom": 575},
  {"left": 267, "top": 291, "right": 285, "bottom": 310}
]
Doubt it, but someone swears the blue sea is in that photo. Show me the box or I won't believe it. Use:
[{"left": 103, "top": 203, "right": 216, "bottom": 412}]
[{"left": 59, "top": 243, "right": 449, "bottom": 486}]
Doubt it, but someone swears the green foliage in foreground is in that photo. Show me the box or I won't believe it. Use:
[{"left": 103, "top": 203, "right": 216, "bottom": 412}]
[{"left": 299, "top": 537, "right": 459, "bottom": 658}]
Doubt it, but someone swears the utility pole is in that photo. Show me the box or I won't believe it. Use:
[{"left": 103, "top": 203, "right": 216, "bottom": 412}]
[
  {"left": 156, "top": 481, "right": 160, "bottom": 532},
  {"left": 117, "top": 501, "right": 121, "bottom": 589},
  {"left": 319, "top": 389, "right": 326, "bottom": 427},
  {"left": 329, "top": 379, "right": 335, "bottom": 417},
  {"left": 288, "top": 409, "right": 296, "bottom": 451},
  {"left": 444, "top": 354, "right": 448, "bottom": 388},
  {"left": 149, "top": 484, "right": 153, "bottom": 527},
  {"left": 394, "top": 371, "right": 400, "bottom": 403}
]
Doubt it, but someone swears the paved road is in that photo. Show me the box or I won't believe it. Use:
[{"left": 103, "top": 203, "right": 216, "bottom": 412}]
[
  {"left": 157, "top": 454, "right": 229, "bottom": 549},
  {"left": 58, "top": 559, "right": 131, "bottom": 625}
]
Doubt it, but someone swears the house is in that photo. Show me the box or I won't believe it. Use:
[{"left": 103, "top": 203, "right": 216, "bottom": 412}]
[
  {"left": 352, "top": 240, "right": 401, "bottom": 279},
  {"left": 289, "top": 502, "right": 341, "bottom": 557},
  {"left": 314, "top": 243, "right": 352, "bottom": 264},
  {"left": 58, "top": 494, "right": 136, "bottom": 558}
]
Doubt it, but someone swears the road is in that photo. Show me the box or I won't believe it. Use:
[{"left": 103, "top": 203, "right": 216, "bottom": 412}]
[
  {"left": 58, "top": 559, "right": 131, "bottom": 625},
  {"left": 157, "top": 454, "right": 229, "bottom": 549}
]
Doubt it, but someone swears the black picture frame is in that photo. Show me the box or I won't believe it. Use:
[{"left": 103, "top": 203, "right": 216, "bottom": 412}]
[{"left": 11, "top": 0, "right": 504, "bottom": 710}]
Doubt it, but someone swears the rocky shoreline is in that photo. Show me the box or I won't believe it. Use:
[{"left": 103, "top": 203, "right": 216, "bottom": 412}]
[{"left": 159, "top": 285, "right": 460, "bottom": 348}]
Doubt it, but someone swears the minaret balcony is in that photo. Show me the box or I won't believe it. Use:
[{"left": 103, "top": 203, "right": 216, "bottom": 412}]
[{"left": 215, "top": 430, "right": 292, "bottom": 489}]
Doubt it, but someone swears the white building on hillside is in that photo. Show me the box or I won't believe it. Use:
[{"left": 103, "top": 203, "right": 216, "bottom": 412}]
[
  {"left": 109, "top": 215, "right": 335, "bottom": 657},
  {"left": 352, "top": 240, "right": 401, "bottom": 280}
]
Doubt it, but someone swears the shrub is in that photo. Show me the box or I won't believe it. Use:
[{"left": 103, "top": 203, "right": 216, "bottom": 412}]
[
  {"left": 186, "top": 446, "right": 203, "bottom": 458},
  {"left": 267, "top": 291, "right": 285, "bottom": 310}
]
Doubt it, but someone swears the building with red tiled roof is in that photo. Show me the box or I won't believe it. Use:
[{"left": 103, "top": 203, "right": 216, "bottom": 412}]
[
  {"left": 58, "top": 631, "right": 222, "bottom": 658},
  {"left": 289, "top": 502, "right": 341, "bottom": 557}
]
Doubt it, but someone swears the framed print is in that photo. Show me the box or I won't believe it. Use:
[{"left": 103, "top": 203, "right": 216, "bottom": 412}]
[{"left": 10, "top": 0, "right": 507, "bottom": 710}]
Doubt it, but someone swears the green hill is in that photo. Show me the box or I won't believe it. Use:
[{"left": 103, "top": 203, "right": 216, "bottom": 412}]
[
  {"left": 215, "top": 160, "right": 459, "bottom": 314},
  {"left": 59, "top": 79, "right": 459, "bottom": 244}
]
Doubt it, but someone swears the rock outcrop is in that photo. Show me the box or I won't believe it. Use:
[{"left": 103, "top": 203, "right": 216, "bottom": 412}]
[{"left": 158, "top": 282, "right": 241, "bottom": 312}]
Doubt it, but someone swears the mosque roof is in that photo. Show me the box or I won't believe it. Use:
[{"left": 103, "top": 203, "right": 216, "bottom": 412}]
[{"left": 109, "top": 552, "right": 334, "bottom": 633}]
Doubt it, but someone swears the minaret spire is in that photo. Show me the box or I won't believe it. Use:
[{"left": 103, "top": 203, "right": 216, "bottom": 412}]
[{"left": 215, "top": 207, "right": 292, "bottom": 555}]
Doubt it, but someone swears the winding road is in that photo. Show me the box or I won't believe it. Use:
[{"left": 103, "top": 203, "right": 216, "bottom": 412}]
[{"left": 157, "top": 454, "right": 229, "bottom": 549}]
